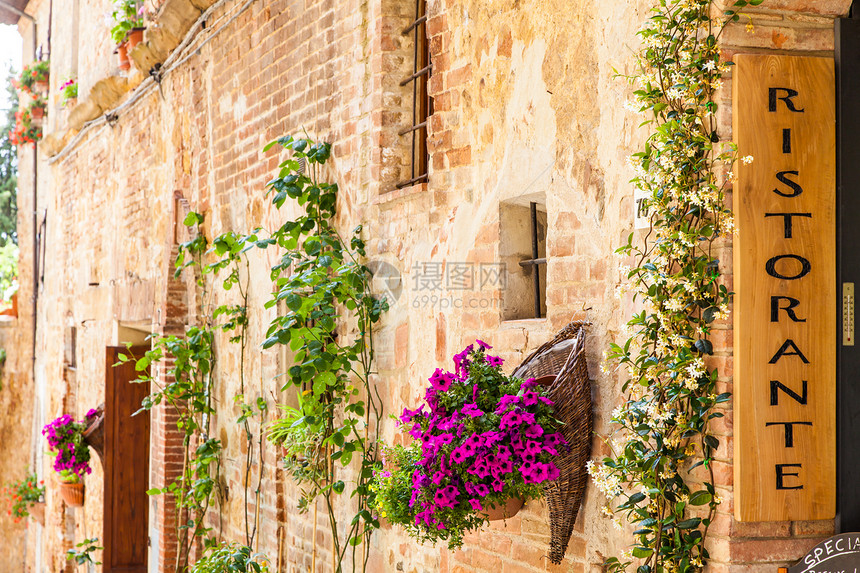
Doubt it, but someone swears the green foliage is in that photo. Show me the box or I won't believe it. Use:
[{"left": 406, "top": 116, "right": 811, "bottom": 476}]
[
  {"left": 591, "top": 2, "right": 746, "bottom": 573},
  {"left": 15, "top": 60, "right": 48, "bottom": 94},
  {"left": 3, "top": 469, "right": 44, "bottom": 522},
  {"left": 369, "top": 444, "right": 420, "bottom": 530},
  {"left": 60, "top": 78, "right": 78, "bottom": 105},
  {"left": 188, "top": 542, "right": 270, "bottom": 573},
  {"left": 110, "top": 0, "right": 144, "bottom": 45},
  {"left": 259, "top": 135, "right": 387, "bottom": 572},
  {"left": 66, "top": 538, "right": 103, "bottom": 566},
  {"left": 0, "top": 67, "right": 18, "bottom": 246},
  {"left": 0, "top": 242, "right": 19, "bottom": 302}
]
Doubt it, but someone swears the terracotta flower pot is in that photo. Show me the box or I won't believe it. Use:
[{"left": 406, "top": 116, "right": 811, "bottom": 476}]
[
  {"left": 30, "top": 106, "right": 45, "bottom": 120},
  {"left": 0, "top": 293, "right": 17, "bottom": 317},
  {"left": 58, "top": 482, "right": 84, "bottom": 507},
  {"left": 116, "top": 42, "right": 130, "bottom": 72},
  {"left": 33, "top": 79, "right": 48, "bottom": 94},
  {"left": 481, "top": 496, "right": 524, "bottom": 521},
  {"left": 126, "top": 27, "right": 145, "bottom": 52},
  {"left": 29, "top": 501, "right": 45, "bottom": 525},
  {"left": 533, "top": 374, "right": 557, "bottom": 388}
]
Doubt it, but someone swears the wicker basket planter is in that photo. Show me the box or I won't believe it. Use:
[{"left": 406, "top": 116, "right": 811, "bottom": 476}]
[
  {"left": 82, "top": 405, "right": 105, "bottom": 463},
  {"left": 58, "top": 482, "right": 84, "bottom": 507},
  {"left": 512, "top": 321, "right": 592, "bottom": 565}
]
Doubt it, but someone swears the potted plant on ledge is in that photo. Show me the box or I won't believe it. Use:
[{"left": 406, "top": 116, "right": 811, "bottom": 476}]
[
  {"left": 60, "top": 78, "right": 77, "bottom": 108},
  {"left": 3, "top": 470, "right": 45, "bottom": 525},
  {"left": 43, "top": 410, "right": 99, "bottom": 507},
  {"left": 15, "top": 60, "right": 49, "bottom": 95},
  {"left": 9, "top": 108, "right": 42, "bottom": 146},
  {"left": 27, "top": 98, "right": 46, "bottom": 124},
  {"left": 371, "top": 341, "right": 567, "bottom": 549},
  {"left": 110, "top": 0, "right": 145, "bottom": 71}
]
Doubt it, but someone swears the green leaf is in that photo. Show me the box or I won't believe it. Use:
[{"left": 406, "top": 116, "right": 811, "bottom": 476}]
[
  {"left": 676, "top": 517, "right": 702, "bottom": 529},
  {"left": 689, "top": 491, "right": 712, "bottom": 506}
]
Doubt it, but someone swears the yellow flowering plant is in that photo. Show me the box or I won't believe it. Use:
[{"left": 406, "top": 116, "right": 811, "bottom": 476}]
[{"left": 592, "top": 1, "right": 761, "bottom": 572}]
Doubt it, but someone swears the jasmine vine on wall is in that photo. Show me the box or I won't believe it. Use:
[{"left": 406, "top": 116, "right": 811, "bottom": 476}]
[{"left": 590, "top": 1, "right": 759, "bottom": 572}]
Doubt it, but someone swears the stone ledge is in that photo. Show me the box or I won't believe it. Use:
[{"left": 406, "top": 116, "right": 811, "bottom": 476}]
[
  {"left": 41, "top": 0, "right": 220, "bottom": 157},
  {"left": 714, "top": 0, "right": 851, "bottom": 17}
]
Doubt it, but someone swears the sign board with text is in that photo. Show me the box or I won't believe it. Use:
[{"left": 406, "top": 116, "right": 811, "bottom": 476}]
[
  {"left": 787, "top": 533, "right": 860, "bottom": 573},
  {"left": 733, "top": 54, "right": 835, "bottom": 522}
]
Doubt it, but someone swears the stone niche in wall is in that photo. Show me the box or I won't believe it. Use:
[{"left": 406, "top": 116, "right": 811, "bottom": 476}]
[{"left": 500, "top": 196, "right": 547, "bottom": 321}]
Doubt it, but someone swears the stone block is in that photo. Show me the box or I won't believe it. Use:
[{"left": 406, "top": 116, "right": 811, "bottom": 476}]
[
  {"left": 188, "top": 0, "right": 217, "bottom": 10},
  {"left": 157, "top": 0, "right": 202, "bottom": 43},
  {"left": 145, "top": 25, "right": 181, "bottom": 61},
  {"left": 125, "top": 68, "right": 146, "bottom": 91},
  {"left": 129, "top": 42, "right": 162, "bottom": 75},
  {"left": 89, "top": 76, "right": 130, "bottom": 112},
  {"left": 40, "top": 130, "right": 68, "bottom": 157},
  {"left": 66, "top": 99, "right": 102, "bottom": 131}
]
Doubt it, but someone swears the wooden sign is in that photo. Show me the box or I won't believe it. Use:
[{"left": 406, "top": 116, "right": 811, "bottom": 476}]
[
  {"left": 787, "top": 533, "right": 860, "bottom": 573},
  {"left": 733, "top": 54, "right": 835, "bottom": 522}
]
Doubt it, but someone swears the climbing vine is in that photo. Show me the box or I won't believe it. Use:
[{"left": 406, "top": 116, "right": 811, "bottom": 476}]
[
  {"left": 124, "top": 136, "right": 384, "bottom": 572},
  {"left": 124, "top": 212, "right": 267, "bottom": 572},
  {"left": 590, "top": 2, "right": 760, "bottom": 572},
  {"left": 259, "top": 135, "right": 386, "bottom": 573}
]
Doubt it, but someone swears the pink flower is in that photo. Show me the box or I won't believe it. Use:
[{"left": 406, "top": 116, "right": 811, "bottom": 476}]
[{"left": 461, "top": 403, "right": 484, "bottom": 418}]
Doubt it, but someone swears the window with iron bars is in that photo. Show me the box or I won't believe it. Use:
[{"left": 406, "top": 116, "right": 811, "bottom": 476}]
[{"left": 396, "top": 0, "right": 432, "bottom": 189}]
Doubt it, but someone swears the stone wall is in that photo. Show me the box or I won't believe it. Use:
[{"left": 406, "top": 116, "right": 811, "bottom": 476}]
[{"left": 1, "top": 0, "right": 854, "bottom": 572}]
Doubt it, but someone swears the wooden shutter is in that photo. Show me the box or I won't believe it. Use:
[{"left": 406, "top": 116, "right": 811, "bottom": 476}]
[{"left": 104, "top": 346, "right": 150, "bottom": 572}]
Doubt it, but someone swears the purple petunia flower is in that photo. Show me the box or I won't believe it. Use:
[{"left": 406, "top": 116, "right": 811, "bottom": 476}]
[
  {"left": 476, "top": 339, "right": 491, "bottom": 350},
  {"left": 500, "top": 410, "right": 523, "bottom": 430},
  {"left": 461, "top": 403, "right": 484, "bottom": 418},
  {"left": 473, "top": 483, "right": 490, "bottom": 497},
  {"left": 429, "top": 369, "right": 457, "bottom": 392},
  {"left": 486, "top": 355, "right": 504, "bottom": 367},
  {"left": 469, "top": 498, "right": 483, "bottom": 511},
  {"left": 524, "top": 424, "right": 544, "bottom": 439},
  {"left": 450, "top": 447, "right": 469, "bottom": 464},
  {"left": 521, "top": 390, "right": 538, "bottom": 406},
  {"left": 400, "top": 404, "right": 426, "bottom": 424}
]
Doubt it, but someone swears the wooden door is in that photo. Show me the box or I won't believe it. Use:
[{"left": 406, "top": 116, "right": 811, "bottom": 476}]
[
  {"left": 104, "top": 346, "right": 150, "bottom": 572},
  {"left": 837, "top": 14, "right": 860, "bottom": 532}
]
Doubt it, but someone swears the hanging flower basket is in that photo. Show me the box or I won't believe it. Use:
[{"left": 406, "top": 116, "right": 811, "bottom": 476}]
[
  {"left": 82, "top": 405, "right": 105, "bottom": 463},
  {"left": 372, "top": 341, "right": 568, "bottom": 550},
  {"left": 512, "top": 321, "right": 592, "bottom": 565},
  {"left": 58, "top": 482, "right": 84, "bottom": 507}
]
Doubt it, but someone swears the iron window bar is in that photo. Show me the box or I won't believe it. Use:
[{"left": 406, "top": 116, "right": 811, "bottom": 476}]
[
  {"left": 396, "top": 0, "right": 432, "bottom": 190},
  {"left": 518, "top": 202, "right": 547, "bottom": 318}
]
